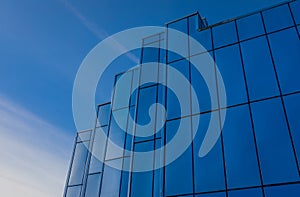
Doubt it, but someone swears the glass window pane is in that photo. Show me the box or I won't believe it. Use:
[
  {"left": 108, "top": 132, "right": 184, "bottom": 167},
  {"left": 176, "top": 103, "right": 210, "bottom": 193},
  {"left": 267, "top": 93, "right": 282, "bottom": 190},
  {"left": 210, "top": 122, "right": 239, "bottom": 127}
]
[
  {"left": 265, "top": 183, "right": 300, "bottom": 197},
  {"left": 89, "top": 127, "right": 107, "bottom": 174},
  {"left": 167, "top": 59, "right": 191, "bottom": 120},
  {"left": 84, "top": 173, "right": 101, "bottom": 197},
  {"left": 135, "top": 86, "right": 157, "bottom": 142},
  {"left": 222, "top": 105, "right": 261, "bottom": 189},
  {"left": 251, "top": 98, "right": 299, "bottom": 184},
  {"left": 131, "top": 141, "right": 154, "bottom": 197},
  {"left": 140, "top": 62, "right": 159, "bottom": 88},
  {"left": 97, "top": 103, "right": 111, "bottom": 127},
  {"left": 241, "top": 36, "right": 279, "bottom": 101},
  {"left": 268, "top": 28, "right": 300, "bottom": 94},
  {"left": 213, "top": 21, "right": 237, "bottom": 48},
  {"left": 284, "top": 93, "right": 300, "bottom": 169},
  {"left": 167, "top": 18, "right": 188, "bottom": 62},
  {"left": 130, "top": 68, "right": 140, "bottom": 106},
  {"left": 165, "top": 117, "right": 193, "bottom": 196},
  {"left": 228, "top": 188, "right": 263, "bottom": 197},
  {"left": 215, "top": 44, "right": 247, "bottom": 107},
  {"left": 190, "top": 52, "right": 217, "bottom": 113},
  {"left": 263, "top": 4, "right": 294, "bottom": 33},
  {"left": 77, "top": 130, "right": 91, "bottom": 142},
  {"left": 69, "top": 142, "right": 89, "bottom": 186},
  {"left": 237, "top": 13, "right": 265, "bottom": 41},
  {"left": 106, "top": 109, "right": 128, "bottom": 160},
  {"left": 189, "top": 15, "right": 212, "bottom": 55},
  {"left": 193, "top": 113, "right": 225, "bottom": 193},
  {"left": 113, "top": 71, "right": 133, "bottom": 110},
  {"left": 66, "top": 185, "right": 81, "bottom": 197},
  {"left": 100, "top": 159, "right": 122, "bottom": 197},
  {"left": 290, "top": 0, "right": 300, "bottom": 25},
  {"left": 142, "top": 47, "right": 159, "bottom": 63}
]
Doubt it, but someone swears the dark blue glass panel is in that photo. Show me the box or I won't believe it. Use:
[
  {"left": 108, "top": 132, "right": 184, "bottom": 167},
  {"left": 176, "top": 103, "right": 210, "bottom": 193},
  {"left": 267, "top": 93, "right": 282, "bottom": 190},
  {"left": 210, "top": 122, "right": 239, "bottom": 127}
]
[
  {"left": 167, "top": 18, "right": 188, "bottom": 62},
  {"left": 89, "top": 127, "right": 107, "bottom": 174},
  {"left": 213, "top": 21, "right": 238, "bottom": 48},
  {"left": 265, "top": 183, "right": 300, "bottom": 197},
  {"left": 135, "top": 86, "right": 157, "bottom": 142},
  {"left": 189, "top": 15, "right": 212, "bottom": 55},
  {"left": 223, "top": 106, "right": 261, "bottom": 189},
  {"left": 268, "top": 28, "right": 300, "bottom": 94},
  {"left": 69, "top": 142, "right": 89, "bottom": 186},
  {"left": 167, "top": 59, "right": 191, "bottom": 120},
  {"left": 120, "top": 171, "right": 130, "bottom": 197},
  {"left": 97, "top": 104, "right": 111, "bottom": 127},
  {"left": 190, "top": 52, "right": 216, "bottom": 113},
  {"left": 284, "top": 93, "right": 300, "bottom": 169},
  {"left": 100, "top": 159, "right": 122, "bottom": 197},
  {"left": 290, "top": 0, "right": 300, "bottom": 25},
  {"left": 241, "top": 36, "right": 279, "bottom": 101},
  {"left": 251, "top": 98, "right": 299, "bottom": 184},
  {"left": 195, "top": 192, "right": 226, "bottom": 197},
  {"left": 237, "top": 13, "right": 265, "bottom": 41},
  {"left": 165, "top": 117, "right": 193, "bottom": 196},
  {"left": 263, "top": 4, "right": 294, "bottom": 33},
  {"left": 77, "top": 130, "right": 91, "bottom": 142},
  {"left": 193, "top": 113, "right": 225, "bottom": 192},
  {"left": 215, "top": 44, "right": 247, "bottom": 107},
  {"left": 131, "top": 141, "right": 154, "bottom": 197},
  {"left": 66, "top": 185, "right": 81, "bottom": 197},
  {"left": 140, "top": 63, "right": 159, "bottom": 89},
  {"left": 228, "top": 188, "right": 263, "bottom": 197},
  {"left": 142, "top": 47, "right": 159, "bottom": 63},
  {"left": 84, "top": 173, "right": 101, "bottom": 197}
]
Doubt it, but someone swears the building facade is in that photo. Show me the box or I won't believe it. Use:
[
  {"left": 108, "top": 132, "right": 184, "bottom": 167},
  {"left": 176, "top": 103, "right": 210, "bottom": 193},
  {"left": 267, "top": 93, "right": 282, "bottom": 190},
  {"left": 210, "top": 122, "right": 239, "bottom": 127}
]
[{"left": 64, "top": 0, "right": 300, "bottom": 196}]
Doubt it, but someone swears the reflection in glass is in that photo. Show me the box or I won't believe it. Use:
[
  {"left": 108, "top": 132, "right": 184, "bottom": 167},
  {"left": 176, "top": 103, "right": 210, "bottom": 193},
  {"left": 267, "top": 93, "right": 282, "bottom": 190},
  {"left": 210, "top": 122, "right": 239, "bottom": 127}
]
[
  {"left": 213, "top": 21, "right": 237, "bottom": 48},
  {"left": 241, "top": 36, "right": 279, "bottom": 101},
  {"left": 251, "top": 98, "right": 299, "bottom": 184},
  {"left": 84, "top": 173, "right": 101, "bottom": 197},
  {"left": 237, "top": 13, "right": 265, "bottom": 41},
  {"left": 66, "top": 185, "right": 81, "bottom": 197}
]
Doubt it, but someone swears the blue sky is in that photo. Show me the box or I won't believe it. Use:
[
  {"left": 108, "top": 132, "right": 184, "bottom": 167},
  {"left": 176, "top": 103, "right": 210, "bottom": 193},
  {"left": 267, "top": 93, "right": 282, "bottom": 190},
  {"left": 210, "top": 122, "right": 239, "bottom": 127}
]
[{"left": 0, "top": 0, "right": 286, "bottom": 196}]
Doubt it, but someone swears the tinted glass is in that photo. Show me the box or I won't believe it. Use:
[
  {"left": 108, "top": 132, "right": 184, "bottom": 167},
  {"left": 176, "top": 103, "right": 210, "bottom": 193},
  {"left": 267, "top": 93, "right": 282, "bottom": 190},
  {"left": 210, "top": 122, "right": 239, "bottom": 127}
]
[
  {"left": 167, "top": 18, "right": 188, "bottom": 62},
  {"left": 84, "top": 173, "right": 101, "bottom": 197},
  {"left": 251, "top": 98, "right": 299, "bottom": 184},
  {"left": 237, "top": 13, "right": 265, "bottom": 41},
  {"left": 100, "top": 159, "right": 122, "bottom": 197},
  {"left": 265, "top": 183, "right": 300, "bottom": 197},
  {"left": 263, "top": 4, "right": 294, "bottom": 33},
  {"left": 77, "top": 130, "right": 91, "bottom": 142},
  {"left": 69, "top": 142, "right": 89, "bottom": 186},
  {"left": 241, "top": 36, "right": 279, "bottom": 101},
  {"left": 113, "top": 71, "right": 133, "bottom": 110},
  {"left": 284, "top": 93, "right": 300, "bottom": 169},
  {"left": 189, "top": 15, "right": 212, "bottom": 55},
  {"left": 193, "top": 113, "right": 225, "bottom": 192},
  {"left": 290, "top": 0, "right": 300, "bottom": 25},
  {"left": 165, "top": 117, "right": 193, "bottom": 196},
  {"left": 167, "top": 59, "right": 191, "bottom": 119},
  {"left": 98, "top": 104, "right": 111, "bottom": 127},
  {"left": 190, "top": 52, "right": 217, "bottom": 113},
  {"left": 215, "top": 44, "right": 247, "bottom": 107},
  {"left": 66, "top": 186, "right": 81, "bottom": 197},
  {"left": 222, "top": 106, "right": 261, "bottom": 189},
  {"left": 195, "top": 192, "right": 226, "bottom": 197},
  {"left": 213, "top": 21, "right": 238, "bottom": 48},
  {"left": 268, "top": 27, "right": 300, "bottom": 94}
]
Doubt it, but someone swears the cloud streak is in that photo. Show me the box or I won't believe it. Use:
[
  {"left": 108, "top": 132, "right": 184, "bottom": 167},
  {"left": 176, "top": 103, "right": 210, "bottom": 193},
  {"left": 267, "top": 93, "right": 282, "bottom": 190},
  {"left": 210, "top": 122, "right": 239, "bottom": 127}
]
[
  {"left": 0, "top": 95, "right": 73, "bottom": 197},
  {"left": 62, "top": 0, "right": 140, "bottom": 64}
]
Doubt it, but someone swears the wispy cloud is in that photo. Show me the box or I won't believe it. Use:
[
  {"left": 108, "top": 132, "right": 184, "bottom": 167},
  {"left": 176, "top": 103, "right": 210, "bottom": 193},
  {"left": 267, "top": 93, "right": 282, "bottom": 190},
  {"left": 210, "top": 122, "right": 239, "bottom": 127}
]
[
  {"left": 62, "top": 0, "right": 140, "bottom": 64},
  {"left": 0, "top": 96, "right": 73, "bottom": 197}
]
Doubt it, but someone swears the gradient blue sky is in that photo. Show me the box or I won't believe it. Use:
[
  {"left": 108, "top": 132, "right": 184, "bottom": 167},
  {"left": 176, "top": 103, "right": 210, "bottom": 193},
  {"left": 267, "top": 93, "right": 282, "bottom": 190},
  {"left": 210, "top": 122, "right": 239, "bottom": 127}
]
[{"left": 0, "top": 0, "right": 286, "bottom": 196}]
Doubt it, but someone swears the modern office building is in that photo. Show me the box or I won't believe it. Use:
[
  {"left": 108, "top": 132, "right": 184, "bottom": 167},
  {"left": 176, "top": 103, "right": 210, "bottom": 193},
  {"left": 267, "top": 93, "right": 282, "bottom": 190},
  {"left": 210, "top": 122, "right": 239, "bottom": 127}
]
[{"left": 64, "top": 0, "right": 300, "bottom": 196}]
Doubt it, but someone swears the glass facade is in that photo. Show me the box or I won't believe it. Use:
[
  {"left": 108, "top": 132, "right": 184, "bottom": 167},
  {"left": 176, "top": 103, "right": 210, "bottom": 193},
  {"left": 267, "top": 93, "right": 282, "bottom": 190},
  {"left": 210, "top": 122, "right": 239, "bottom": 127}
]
[{"left": 64, "top": 0, "right": 300, "bottom": 196}]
